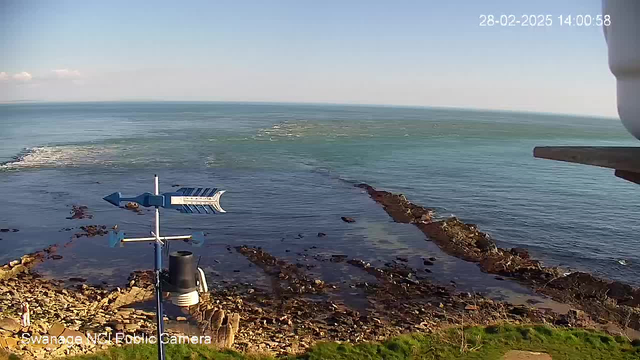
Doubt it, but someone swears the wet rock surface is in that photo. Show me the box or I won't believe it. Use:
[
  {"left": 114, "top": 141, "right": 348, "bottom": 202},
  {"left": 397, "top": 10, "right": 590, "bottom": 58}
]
[
  {"left": 1, "top": 240, "right": 637, "bottom": 359},
  {"left": 66, "top": 205, "right": 92, "bottom": 220},
  {"left": 356, "top": 184, "right": 434, "bottom": 224},
  {"left": 236, "top": 246, "right": 331, "bottom": 295},
  {"left": 73, "top": 225, "right": 109, "bottom": 239},
  {"left": 356, "top": 182, "right": 640, "bottom": 331},
  {"left": 124, "top": 202, "right": 144, "bottom": 214}
]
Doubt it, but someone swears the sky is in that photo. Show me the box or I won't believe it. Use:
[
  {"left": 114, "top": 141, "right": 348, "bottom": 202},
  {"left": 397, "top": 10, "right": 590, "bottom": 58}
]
[{"left": 0, "top": 0, "right": 619, "bottom": 117}]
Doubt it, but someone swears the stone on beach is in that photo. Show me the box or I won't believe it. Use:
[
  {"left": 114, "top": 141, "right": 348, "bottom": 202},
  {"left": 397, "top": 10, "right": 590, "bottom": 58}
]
[{"left": 0, "top": 318, "right": 20, "bottom": 333}]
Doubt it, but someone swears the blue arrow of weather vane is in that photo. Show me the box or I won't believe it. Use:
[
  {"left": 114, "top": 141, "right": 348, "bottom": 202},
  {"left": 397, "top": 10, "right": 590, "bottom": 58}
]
[{"left": 103, "top": 187, "right": 226, "bottom": 214}]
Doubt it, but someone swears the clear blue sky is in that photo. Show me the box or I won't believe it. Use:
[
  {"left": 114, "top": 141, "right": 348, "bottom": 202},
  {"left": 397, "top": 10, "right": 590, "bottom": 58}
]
[{"left": 0, "top": 0, "right": 618, "bottom": 116}]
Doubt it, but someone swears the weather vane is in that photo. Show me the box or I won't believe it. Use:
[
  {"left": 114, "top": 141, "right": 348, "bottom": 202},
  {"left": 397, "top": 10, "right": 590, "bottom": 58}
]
[{"left": 103, "top": 175, "right": 225, "bottom": 360}]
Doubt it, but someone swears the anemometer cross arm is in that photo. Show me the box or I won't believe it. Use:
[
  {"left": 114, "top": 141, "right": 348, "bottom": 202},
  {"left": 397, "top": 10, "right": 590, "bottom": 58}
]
[{"left": 108, "top": 231, "right": 205, "bottom": 248}]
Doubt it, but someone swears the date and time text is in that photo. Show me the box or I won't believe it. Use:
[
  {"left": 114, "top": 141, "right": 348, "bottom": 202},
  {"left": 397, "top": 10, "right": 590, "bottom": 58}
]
[{"left": 479, "top": 14, "right": 611, "bottom": 27}]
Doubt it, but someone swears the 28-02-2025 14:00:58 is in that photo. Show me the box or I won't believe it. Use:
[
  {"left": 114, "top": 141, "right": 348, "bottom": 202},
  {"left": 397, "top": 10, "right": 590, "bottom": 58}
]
[{"left": 479, "top": 14, "right": 611, "bottom": 27}]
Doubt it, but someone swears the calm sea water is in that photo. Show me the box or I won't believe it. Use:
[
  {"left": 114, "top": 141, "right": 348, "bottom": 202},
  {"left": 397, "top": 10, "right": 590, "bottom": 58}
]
[{"left": 0, "top": 102, "right": 638, "bottom": 295}]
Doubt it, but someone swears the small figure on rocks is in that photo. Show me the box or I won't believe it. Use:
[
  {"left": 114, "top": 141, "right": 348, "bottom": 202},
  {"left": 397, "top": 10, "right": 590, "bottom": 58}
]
[{"left": 21, "top": 303, "right": 30, "bottom": 328}]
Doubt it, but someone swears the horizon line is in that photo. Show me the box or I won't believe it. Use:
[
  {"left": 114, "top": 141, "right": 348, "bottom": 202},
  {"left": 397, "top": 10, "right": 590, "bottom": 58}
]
[{"left": 0, "top": 99, "right": 619, "bottom": 120}]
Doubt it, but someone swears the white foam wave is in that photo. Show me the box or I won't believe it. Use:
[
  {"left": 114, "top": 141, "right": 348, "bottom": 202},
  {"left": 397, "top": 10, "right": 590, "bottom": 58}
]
[{"left": 0, "top": 145, "right": 115, "bottom": 170}]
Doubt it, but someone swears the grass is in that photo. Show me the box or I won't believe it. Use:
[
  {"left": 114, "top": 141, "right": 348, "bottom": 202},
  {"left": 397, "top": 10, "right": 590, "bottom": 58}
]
[
  {"left": 11, "top": 325, "right": 640, "bottom": 360},
  {"left": 0, "top": 349, "right": 20, "bottom": 360},
  {"left": 294, "top": 325, "right": 640, "bottom": 360},
  {"left": 67, "top": 344, "right": 269, "bottom": 360}
]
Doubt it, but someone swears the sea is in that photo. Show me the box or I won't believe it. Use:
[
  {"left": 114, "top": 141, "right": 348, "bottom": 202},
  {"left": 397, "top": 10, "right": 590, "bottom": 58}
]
[{"left": 1, "top": 102, "right": 638, "bottom": 303}]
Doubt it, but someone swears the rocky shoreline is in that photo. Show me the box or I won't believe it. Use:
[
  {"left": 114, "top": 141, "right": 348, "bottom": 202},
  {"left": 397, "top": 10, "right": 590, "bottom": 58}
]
[
  {"left": 355, "top": 183, "right": 640, "bottom": 331},
  {"left": 1, "top": 190, "right": 639, "bottom": 359},
  {"left": 1, "top": 248, "right": 584, "bottom": 359},
  {"left": 1, "top": 238, "right": 634, "bottom": 359}
]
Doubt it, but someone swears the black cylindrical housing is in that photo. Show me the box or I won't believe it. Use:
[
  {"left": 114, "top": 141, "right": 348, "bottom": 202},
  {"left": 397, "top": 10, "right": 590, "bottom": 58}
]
[{"left": 168, "top": 251, "right": 196, "bottom": 293}]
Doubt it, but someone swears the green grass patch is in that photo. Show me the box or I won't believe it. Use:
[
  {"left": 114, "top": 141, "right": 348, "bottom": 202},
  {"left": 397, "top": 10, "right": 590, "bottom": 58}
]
[
  {"left": 68, "top": 343, "right": 270, "bottom": 360},
  {"left": 50, "top": 325, "right": 640, "bottom": 359},
  {"left": 295, "top": 324, "right": 639, "bottom": 360}
]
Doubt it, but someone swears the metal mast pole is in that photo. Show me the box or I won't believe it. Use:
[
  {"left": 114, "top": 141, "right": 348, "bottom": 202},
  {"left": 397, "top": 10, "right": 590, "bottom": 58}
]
[
  {"left": 153, "top": 174, "right": 166, "bottom": 360},
  {"left": 103, "top": 176, "right": 226, "bottom": 359}
]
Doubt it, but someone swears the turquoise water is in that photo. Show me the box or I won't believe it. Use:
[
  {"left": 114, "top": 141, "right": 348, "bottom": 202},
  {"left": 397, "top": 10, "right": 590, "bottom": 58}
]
[{"left": 0, "top": 102, "right": 638, "bottom": 291}]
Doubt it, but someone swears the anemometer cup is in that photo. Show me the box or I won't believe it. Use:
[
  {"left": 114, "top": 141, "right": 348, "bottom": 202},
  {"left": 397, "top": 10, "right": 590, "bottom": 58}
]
[
  {"left": 191, "top": 232, "right": 205, "bottom": 247},
  {"left": 108, "top": 231, "right": 125, "bottom": 248}
]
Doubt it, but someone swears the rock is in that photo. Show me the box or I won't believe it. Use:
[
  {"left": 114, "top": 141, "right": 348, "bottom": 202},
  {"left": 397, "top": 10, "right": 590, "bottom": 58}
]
[
  {"left": 464, "top": 304, "right": 479, "bottom": 311},
  {"left": 217, "top": 323, "right": 233, "bottom": 348},
  {"left": 568, "top": 309, "right": 585, "bottom": 320},
  {"left": 0, "top": 264, "right": 28, "bottom": 280},
  {"left": 137, "top": 310, "right": 156, "bottom": 319},
  {"left": 61, "top": 329, "right": 90, "bottom": 345},
  {"left": 341, "top": 216, "right": 356, "bottom": 223},
  {"left": 211, "top": 310, "right": 225, "bottom": 330},
  {"left": 124, "top": 323, "right": 138, "bottom": 332},
  {"left": 429, "top": 257, "right": 437, "bottom": 262},
  {"left": 111, "top": 286, "right": 154, "bottom": 308},
  {"left": 229, "top": 313, "right": 240, "bottom": 336},
  {"left": 423, "top": 259, "right": 434, "bottom": 266},
  {"left": 48, "top": 323, "right": 66, "bottom": 337},
  {"left": 74, "top": 225, "right": 109, "bottom": 238},
  {"left": 176, "top": 316, "right": 187, "bottom": 321},
  {"left": 510, "top": 247, "right": 530, "bottom": 259},
  {"left": 510, "top": 305, "right": 530, "bottom": 317},
  {"left": 67, "top": 205, "right": 92, "bottom": 220},
  {"left": 317, "top": 232, "right": 327, "bottom": 237},
  {"left": 0, "top": 318, "right": 20, "bottom": 332},
  {"left": 68, "top": 277, "right": 87, "bottom": 282},
  {"left": 124, "top": 202, "right": 139, "bottom": 211},
  {"left": 50, "top": 255, "right": 63, "bottom": 260},
  {"left": 396, "top": 257, "right": 408, "bottom": 263},
  {"left": 114, "top": 323, "right": 125, "bottom": 331},
  {"left": 0, "top": 336, "right": 19, "bottom": 350}
]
